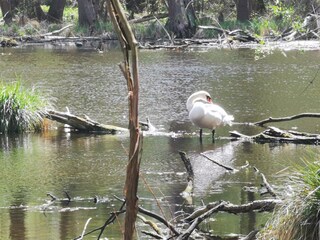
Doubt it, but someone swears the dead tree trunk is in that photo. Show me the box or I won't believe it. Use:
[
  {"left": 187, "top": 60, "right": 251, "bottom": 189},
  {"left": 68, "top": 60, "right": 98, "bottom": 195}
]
[
  {"left": 107, "top": 1, "right": 142, "bottom": 239},
  {"left": 0, "top": 0, "right": 19, "bottom": 24},
  {"left": 47, "top": 0, "right": 66, "bottom": 22},
  {"left": 78, "top": 0, "right": 97, "bottom": 33},
  {"left": 167, "top": 0, "right": 197, "bottom": 38}
]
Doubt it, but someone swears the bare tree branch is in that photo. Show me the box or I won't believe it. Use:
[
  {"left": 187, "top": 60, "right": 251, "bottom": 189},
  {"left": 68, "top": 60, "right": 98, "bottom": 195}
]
[
  {"left": 254, "top": 167, "right": 277, "bottom": 198},
  {"left": 200, "top": 152, "right": 237, "bottom": 172},
  {"left": 253, "top": 113, "right": 320, "bottom": 126}
]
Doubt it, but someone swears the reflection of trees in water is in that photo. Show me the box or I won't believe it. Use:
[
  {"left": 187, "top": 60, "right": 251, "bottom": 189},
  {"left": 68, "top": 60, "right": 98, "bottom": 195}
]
[
  {"left": 191, "top": 141, "right": 240, "bottom": 196},
  {"left": 10, "top": 190, "right": 26, "bottom": 240}
]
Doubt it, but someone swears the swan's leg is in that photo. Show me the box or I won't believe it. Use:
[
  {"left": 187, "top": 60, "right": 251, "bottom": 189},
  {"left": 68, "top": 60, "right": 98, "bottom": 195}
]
[
  {"left": 199, "top": 129, "right": 203, "bottom": 143},
  {"left": 211, "top": 129, "right": 215, "bottom": 142}
]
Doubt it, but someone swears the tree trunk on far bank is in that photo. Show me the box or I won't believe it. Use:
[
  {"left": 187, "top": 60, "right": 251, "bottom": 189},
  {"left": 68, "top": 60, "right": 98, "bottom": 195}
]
[
  {"left": 0, "top": 0, "right": 19, "bottom": 24},
  {"left": 167, "top": 0, "right": 197, "bottom": 38},
  {"left": 235, "top": 0, "right": 252, "bottom": 21},
  {"left": 235, "top": 0, "right": 265, "bottom": 21},
  {"left": 78, "top": 0, "right": 97, "bottom": 34},
  {"left": 47, "top": 0, "right": 66, "bottom": 22}
]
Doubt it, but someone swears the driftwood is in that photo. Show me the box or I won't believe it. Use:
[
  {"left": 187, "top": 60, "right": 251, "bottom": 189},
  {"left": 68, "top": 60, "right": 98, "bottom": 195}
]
[
  {"left": 40, "top": 24, "right": 74, "bottom": 37},
  {"left": 253, "top": 112, "right": 320, "bottom": 126},
  {"left": 184, "top": 199, "right": 281, "bottom": 222},
  {"left": 198, "top": 26, "right": 259, "bottom": 42},
  {"left": 200, "top": 152, "right": 237, "bottom": 172},
  {"left": 254, "top": 167, "right": 277, "bottom": 198},
  {"left": 129, "top": 13, "right": 168, "bottom": 24},
  {"left": 178, "top": 199, "right": 281, "bottom": 240},
  {"left": 179, "top": 151, "right": 194, "bottom": 202},
  {"left": 230, "top": 126, "right": 320, "bottom": 144},
  {"left": 45, "top": 109, "right": 127, "bottom": 134},
  {"left": 231, "top": 113, "right": 320, "bottom": 144},
  {"left": 179, "top": 151, "right": 194, "bottom": 181}
]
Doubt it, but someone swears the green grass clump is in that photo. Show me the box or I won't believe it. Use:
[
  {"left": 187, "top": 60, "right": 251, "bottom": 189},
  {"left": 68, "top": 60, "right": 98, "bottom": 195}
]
[
  {"left": 258, "top": 155, "right": 320, "bottom": 240},
  {"left": 0, "top": 81, "right": 51, "bottom": 133}
]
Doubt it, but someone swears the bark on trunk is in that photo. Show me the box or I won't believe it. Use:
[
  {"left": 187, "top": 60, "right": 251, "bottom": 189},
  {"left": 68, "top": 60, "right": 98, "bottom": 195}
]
[
  {"left": 235, "top": 0, "right": 252, "bottom": 21},
  {"left": 34, "top": 1, "right": 47, "bottom": 21},
  {"left": 0, "top": 0, "right": 19, "bottom": 24},
  {"left": 47, "top": 0, "right": 66, "bottom": 22},
  {"left": 107, "top": 1, "right": 142, "bottom": 239},
  {"left": 167, "top": 0, "right": 196, "bottom": 38},
  {"left": 78, "top": 0, "right": 97, "bottom": 33}
]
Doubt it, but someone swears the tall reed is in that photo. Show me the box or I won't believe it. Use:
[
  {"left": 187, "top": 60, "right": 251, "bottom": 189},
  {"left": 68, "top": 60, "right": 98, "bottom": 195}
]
[
  {"left": 0, "top": 81, "right": 50, "bottom": 133},
  {"left": 258, "top": 154, "right": 320, "bottom": 240}
]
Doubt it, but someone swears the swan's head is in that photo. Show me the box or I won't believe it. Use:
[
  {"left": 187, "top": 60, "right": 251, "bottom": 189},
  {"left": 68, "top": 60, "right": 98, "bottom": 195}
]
[{"left": 186, "top": 91, "right": 212, "bottom": 112}]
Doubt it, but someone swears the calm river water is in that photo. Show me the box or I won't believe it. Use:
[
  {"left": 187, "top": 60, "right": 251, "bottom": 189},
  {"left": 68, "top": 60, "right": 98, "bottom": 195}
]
[{"left": 0, "top": 44, "right": 320, "bottom": 239}]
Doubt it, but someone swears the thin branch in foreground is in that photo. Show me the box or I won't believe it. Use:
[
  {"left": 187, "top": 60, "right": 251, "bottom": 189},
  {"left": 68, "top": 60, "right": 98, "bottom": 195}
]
[
  {"left": 141, "top": 230, "right": 163, "bottom": 239},
  {"left": 177, "top": 201, "right": 226, "bottom": 240},
  {"left": 300, "top": 62, "right": 320, "bottom": 94},
  {"left": 73, "top": 200, "right": 126, "bottom": 240},
  {"left": 178, "top": 151, "right": 194, "bottom": 181},
  {"left": 113, "top": 195, "right": 180, "bottom": 237},
  {"left": 79, "top": 218, "right": 92, "bottom": 240},
  {"left": 200, "top": 153, "right": 237, "bottom": 172},
  {"left": 178, "top": 199, "right": 281, "bottom": 239},
  {"left": 254, "top": 167, "right": 277, "bottom": 198},
  {"left": 137, "top": 214, "right": 162, "bottom": 236},
  {"left": 138, "top": 206, "right": 180, "bottom": 237}
]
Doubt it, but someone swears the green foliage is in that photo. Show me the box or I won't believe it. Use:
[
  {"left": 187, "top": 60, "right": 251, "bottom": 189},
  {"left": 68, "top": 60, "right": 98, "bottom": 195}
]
[
  {"left": 0, "top": 81, "right": 51, "bottom": 133},
  {"left": 132, "top": 20, "right": 168, "bottom": 40},
  {"left": 74, "top": 20, "right": 114, "bottom": 35},
  {"left": 249, "top": 1, "right": 304, "bottom": 38},
  {"left": 62, "top": 6, "right": 78, "bottom": 23},
  {"left": 258, "top": 153, "right": 320, "bottom": 240},
  {"left": 220, "top": 19, "right": 251, "bottom": 31}
]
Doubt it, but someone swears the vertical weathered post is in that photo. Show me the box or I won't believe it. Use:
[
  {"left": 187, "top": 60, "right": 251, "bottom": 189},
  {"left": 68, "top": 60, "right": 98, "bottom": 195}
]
[{"left": 107, "top": 1, "right": 142, "bottom": 239}]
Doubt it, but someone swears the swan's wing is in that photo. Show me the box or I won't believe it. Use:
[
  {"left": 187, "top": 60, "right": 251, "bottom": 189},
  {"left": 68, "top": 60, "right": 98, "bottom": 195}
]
[{"left": 207, "top": 104, "right": 234, "bottom": 126}]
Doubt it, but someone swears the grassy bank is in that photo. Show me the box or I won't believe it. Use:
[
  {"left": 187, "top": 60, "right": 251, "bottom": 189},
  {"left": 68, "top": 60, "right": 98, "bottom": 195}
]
[
  {"left": 0, "top": 81, "right": 52, "bottom": 133},
  {"left": 258, "top": 154, "right": 320, "bottom": 240}
]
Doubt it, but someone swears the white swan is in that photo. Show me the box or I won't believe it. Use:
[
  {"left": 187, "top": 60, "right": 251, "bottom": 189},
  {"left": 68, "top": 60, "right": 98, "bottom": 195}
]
[{"left": 186, "top": 91, "right": 234, "bottom": 141}]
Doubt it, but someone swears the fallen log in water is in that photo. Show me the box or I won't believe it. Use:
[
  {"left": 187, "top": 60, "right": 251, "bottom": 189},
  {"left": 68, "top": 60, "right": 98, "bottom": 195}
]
[
  {"left": 230, "top": 126, "right": 320, "bottom": 144},
  {"left": 45, "top": 109, "right": 128, "bottom": 134}
]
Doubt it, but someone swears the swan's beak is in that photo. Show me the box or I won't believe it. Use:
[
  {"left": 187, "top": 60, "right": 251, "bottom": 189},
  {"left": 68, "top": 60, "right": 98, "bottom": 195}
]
[{"left": 206, "top": 95, "right": 212, "bottom": 103}]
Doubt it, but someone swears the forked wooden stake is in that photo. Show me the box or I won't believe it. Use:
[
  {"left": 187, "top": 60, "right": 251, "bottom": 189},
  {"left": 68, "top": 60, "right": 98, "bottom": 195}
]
[{"left": 107, "top": 1, "right": 142, "bottom": 239}]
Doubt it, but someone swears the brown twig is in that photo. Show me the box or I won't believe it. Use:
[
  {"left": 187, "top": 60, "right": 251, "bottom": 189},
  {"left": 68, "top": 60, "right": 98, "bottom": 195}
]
[
  {"left": 254, "top": 167, "right": 277, "bottom": 198},
  {"left": 253, "top": 113, "right": 320, "bottom": 126},
  {"left": 138, "top": 206, "right": 180, "bottom": 237},
  {"left": 178, "top": 199, "right": 281, "bottom": 239},
  {"left": 178, "top": 151, "right": 194, "bottom": 181},
  {"left": 200, "top": 152, "right": 237, "bottom": 172}
]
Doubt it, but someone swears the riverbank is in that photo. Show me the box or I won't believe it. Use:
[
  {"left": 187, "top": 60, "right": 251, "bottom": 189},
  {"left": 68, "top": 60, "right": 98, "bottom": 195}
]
[{"left": 1, "top": 33, "right": 320, "bottom": 52}]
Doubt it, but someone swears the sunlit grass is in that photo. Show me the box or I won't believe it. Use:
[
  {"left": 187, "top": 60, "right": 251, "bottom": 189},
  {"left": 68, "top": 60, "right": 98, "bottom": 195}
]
[
  {"left": 258, "top": 153, "right": 320, "bottom": 240},
  {"left": 0, "top": 81, "right": 52, "bottom": 133}
]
